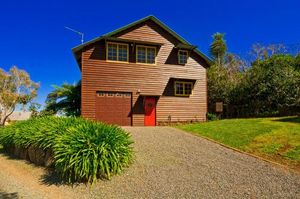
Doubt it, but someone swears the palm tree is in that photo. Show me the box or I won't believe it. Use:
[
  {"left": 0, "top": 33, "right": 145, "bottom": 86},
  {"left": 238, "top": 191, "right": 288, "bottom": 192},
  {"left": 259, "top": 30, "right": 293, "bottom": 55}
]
[
  {"left": 44, "top": 81, "right": 81, "bottom": 116},
  {"left": 210, "top": 32, "right": 227, "bottom": 66}
]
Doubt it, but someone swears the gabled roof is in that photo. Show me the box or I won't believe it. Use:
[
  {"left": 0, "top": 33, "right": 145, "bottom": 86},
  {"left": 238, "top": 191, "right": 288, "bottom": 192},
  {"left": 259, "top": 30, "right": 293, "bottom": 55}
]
[{"left": 72, "top": 15, "right": 212, "bottom": 66}]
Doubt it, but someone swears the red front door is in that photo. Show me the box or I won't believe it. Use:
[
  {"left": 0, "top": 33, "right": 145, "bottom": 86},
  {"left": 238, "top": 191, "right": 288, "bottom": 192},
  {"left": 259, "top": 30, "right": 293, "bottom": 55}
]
[{"left": 144, "top": 97, "right": 156, "bottom": 126}]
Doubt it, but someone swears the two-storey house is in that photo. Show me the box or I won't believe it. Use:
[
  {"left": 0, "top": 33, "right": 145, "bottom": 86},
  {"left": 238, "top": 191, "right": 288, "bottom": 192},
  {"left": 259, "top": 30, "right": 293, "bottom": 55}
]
[{"left": 72, "top": 15, "right": 211, "bottom": 126}]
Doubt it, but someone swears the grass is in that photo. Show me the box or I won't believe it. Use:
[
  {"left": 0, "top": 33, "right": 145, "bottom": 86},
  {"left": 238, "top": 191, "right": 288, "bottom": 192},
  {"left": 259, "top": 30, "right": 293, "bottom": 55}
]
[{"left": 177, "top": 116, "right": 300, "bottom": 169}]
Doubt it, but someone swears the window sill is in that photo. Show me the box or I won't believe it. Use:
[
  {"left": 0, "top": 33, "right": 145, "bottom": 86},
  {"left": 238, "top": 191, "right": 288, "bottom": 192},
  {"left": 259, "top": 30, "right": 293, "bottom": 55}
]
[
  {"left": 106, "top": 60, "right": 129, "bottom": 64},
  {"left": 136, "top": 62, "right": 157, "bottom": 66},
  {"left": 174, "top": 94, "right": 192, "bottom": 97}
]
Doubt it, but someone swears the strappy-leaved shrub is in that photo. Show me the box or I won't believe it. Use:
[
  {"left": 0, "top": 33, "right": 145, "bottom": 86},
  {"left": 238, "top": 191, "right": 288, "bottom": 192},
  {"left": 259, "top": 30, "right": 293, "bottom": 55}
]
[{"left": 0, "top": 117, "right": 134, "bottom": 184}]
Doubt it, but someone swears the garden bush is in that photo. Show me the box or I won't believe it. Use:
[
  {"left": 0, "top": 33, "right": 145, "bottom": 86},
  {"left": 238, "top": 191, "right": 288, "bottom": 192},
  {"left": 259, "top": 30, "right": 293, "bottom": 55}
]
[
  {"left": 207, "top": 113, "right": 218, "bottom": 121},
  {"left": 0, "top": 117, "right": 134, "bottom": 184}
]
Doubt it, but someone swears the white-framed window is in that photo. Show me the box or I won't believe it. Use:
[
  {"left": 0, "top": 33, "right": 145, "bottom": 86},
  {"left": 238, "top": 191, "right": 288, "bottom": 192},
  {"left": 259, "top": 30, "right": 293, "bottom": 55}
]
[
  {"left": 174, "top": 81, "right": 193, "bottom": 96},
  {"left": 106, "top": 42, "right": 129, "bottom": 62},
  {"left": 136, "top": 45, "right": 156, "bottom": 64},
  {"left": 178, "top": 50, "right": 188, "bottom": 65}
]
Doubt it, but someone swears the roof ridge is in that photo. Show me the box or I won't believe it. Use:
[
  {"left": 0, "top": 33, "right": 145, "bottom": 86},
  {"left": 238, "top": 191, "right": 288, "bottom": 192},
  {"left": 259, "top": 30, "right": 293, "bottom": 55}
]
[
  {"left": 102, "top": 15, "right": 191, "bottom": 45},
  {"left": 72, "top": 15, "right": 212, "bottom": 66},
  {"left": 102, "top": 15, "right": 154, "bottom": 37}
]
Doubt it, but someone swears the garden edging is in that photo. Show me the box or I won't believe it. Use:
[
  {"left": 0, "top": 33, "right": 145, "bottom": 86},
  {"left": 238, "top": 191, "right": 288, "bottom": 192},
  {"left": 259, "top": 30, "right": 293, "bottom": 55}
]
[
  {"left": 180, "top": 129, "right": 298, "bottom": 174},
  {"left": 4, "top": 144, "right": 54, "bottom": 167}
]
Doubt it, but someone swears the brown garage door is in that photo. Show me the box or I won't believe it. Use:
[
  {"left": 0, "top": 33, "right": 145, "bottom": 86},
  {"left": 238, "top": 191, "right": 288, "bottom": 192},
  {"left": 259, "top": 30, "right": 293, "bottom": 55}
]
[{"left": 96, "top": 91, "right": 132, "bottom": 126}]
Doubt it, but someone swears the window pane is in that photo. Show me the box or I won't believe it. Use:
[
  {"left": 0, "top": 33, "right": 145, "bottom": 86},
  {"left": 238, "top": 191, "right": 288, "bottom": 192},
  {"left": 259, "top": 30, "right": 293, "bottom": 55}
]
[
  {"left": 137, "top": 47, "right": 146, "bottom": 63},
  {"left": 185, "top": 83, "right": 192, "bottom": 95},
  {"left": 179, "top": 50, "right": 188, "bottom": 64},
  {"left": 124, "top": 93, "right": 131, "bottom": 97},
  {"left": 118, "top": 44, "right": 128, "bottom": 61},
  {"left": 108, "top": 44, "right": 117, "bottom": 61},
  {"left": 147, "top": 48, "right": 155, "bottom": 64},
  {"left": 98, "top": 92, "right": 105, "bottom": 97},
  {"left": 116, "top": 92, "right": 122, "bottom": 97},
  {"left": 175, "top": 82, "right": 184, "bottom": 95}
]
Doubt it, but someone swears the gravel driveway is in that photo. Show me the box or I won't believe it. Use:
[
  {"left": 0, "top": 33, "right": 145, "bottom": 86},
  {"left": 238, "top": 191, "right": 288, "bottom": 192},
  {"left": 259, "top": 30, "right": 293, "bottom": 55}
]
[{"left": 0, "top": 127, "right": 299, "bottom": 199}]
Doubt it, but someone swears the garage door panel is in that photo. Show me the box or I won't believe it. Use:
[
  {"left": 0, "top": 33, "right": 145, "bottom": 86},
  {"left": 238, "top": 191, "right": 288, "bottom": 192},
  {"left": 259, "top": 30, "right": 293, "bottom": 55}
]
[{"left": 96, "top": 92, "right": 132, "bottom": 126}]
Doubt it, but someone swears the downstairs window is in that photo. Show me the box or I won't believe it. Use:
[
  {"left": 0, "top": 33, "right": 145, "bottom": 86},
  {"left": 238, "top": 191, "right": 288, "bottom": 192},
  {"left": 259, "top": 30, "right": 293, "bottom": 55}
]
[{"left": 174, "top": 81, "right": 193, "bottom": 96}]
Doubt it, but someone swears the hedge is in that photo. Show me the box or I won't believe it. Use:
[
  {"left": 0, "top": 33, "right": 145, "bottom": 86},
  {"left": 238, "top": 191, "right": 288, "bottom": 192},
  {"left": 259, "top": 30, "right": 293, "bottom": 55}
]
[{"left": 0, "top": 116, "right": 134, "bottom": 184}]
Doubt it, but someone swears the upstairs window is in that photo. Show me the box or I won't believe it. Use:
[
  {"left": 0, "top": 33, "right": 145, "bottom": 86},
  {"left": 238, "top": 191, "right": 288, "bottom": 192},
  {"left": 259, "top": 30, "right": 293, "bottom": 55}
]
[
  {"left": 174, "top": 81, "right": 193, "bottom": 96},
  {"left": 178, "top": 50, "right": 188, "bottom": 65},
  {"left": 107, "top": 42, "right": 128, "bottom": 62},
  {"left": 136, "top": 45, "right": 156, "bottom": 64}
]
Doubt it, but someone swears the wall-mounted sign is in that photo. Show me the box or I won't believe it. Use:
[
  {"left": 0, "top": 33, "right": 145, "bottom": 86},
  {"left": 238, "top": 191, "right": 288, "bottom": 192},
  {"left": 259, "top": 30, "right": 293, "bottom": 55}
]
[{"left": 216, "top": 102, "right": 223, "bottom": 113}]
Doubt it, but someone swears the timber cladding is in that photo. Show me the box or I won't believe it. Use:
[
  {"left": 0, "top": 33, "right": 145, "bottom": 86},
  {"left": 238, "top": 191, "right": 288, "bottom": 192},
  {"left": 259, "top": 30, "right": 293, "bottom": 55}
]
[{"left": 79, "top": 17, "right": 209, "bottom": 126}]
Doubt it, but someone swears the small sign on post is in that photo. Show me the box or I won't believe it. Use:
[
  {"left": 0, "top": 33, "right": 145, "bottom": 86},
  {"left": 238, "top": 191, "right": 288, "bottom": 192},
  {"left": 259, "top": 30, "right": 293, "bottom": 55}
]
[{"left": 215, "top": 102, "right": 223, "bottom": 113}]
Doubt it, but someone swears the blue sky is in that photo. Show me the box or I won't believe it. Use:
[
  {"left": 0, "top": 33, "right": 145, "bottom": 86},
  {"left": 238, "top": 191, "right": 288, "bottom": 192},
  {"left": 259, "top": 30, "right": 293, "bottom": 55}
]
[{"left": 1, "top": 0, "right": 299, "bottom": 105}]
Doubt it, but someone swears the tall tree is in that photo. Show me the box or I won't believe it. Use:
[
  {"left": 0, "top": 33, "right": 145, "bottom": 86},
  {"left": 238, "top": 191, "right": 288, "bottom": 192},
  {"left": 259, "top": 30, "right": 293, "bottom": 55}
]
[
  {"left": 208, "top": 33, "right": 245, "bottom": 113},
  {"left": 210, "top": 33, "right": 227, "bottom": 66},
  {"left": 0, "top": 66, "right": 39, "bottom": 126},
  {"left": 44, "top": 81, "right": 81, "bottom": 116}
]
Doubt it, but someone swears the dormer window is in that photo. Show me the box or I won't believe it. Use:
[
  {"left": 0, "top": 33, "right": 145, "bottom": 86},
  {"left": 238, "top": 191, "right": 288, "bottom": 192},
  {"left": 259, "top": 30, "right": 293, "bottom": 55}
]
[
  {"left": 178, "top": 50, "right": 188, "bottom": 65},
  {"left": 136, "top": 45, "right": 156, "bottom": 64},
  {"left": 107, "top": 42, "right": 128, "bottom": 62}
]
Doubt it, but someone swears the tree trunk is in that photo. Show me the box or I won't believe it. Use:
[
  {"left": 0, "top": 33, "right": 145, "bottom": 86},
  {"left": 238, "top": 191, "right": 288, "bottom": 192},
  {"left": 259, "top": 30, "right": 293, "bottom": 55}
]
[{"left": 0, "top": 107, "right": 15, "bottom": 126}]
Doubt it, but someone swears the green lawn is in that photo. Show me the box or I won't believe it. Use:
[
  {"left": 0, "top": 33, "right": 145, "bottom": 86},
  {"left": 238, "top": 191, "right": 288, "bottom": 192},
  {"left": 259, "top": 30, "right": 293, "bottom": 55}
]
[{"left": 177, "top": 116, "right": 300, "bottom": 169}]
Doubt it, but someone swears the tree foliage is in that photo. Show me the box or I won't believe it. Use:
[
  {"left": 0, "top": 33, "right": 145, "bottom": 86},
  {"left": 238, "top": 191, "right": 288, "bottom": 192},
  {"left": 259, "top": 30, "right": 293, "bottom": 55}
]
[
  {"left": 210, "top": 33, "right": 227, "bottom": 66},
  {"left": 208, "top": 33, "right": 300, "bottom": 117},
  {"left": 44, "top": 81, "right": 81, "bottom": 116},
  {"left": 0, "top": 66, "right": 39, "bottom": 125},
  {"left": 236, "top": 54, "right": 300, "bottom": 116},
  {"left": 208, "top": 33, "right": 244, "bottom": 107},
  {"left": 295, "top": 53, "right": 300, "bottom": 70}
]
